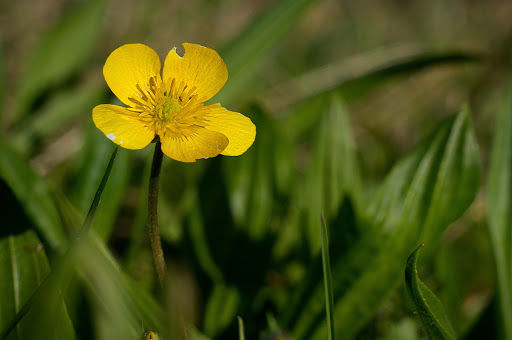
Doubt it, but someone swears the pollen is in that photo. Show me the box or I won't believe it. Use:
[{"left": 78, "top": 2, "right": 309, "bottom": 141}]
[{"left": 161, "top": 97, "right": 181, "bottom": 120}]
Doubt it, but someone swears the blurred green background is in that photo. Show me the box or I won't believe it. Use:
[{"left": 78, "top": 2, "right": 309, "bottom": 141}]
[{"left": 0, "top": 0, "right": 512, "bottom": 339}]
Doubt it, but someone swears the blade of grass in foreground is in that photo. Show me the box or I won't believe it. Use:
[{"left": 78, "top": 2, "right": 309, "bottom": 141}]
[
  {"left": 405, "top": 244, "right": 456, "bottom": 340},
  {"left": 0, "top": 230, "right": 75, "bottom": 340},
  {"left": 321, "top": 214, "right": 335, "bottom": 340},
  {"left": 237, "top": 316, "right": 246, "bottom": 340},
  {"left": 487, "top": 80, "right": 512, "bottom": 340},
  {"left": 0, "top": 146, "right": 118, "bottom": 340}
]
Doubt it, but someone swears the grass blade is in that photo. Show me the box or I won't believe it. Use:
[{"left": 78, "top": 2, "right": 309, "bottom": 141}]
[
  {"left": 299, "top": 95, "right": 361, "bottom": 253},
  {"left": 321, "top": 214, "right": 335, "bottom": 340},
  {"left": 0, "top": 230, "right": 75, "bottom": 340},
  {"left": 237, "top": 316, "right": 245, "bottom": 340},
  {"left": 405, "top": 244, "right": 457, "bottom": 340},
  {"left": 487, "top": 80, "right": 512, "bottom": 339}
]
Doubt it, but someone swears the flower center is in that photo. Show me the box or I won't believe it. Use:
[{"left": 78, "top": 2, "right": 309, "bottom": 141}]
[
  {"left": 161, "top": 97, "right": 181, "bottom": 120},
  {"left": 127, "top": 76, "right": 208, "bottom": 137}
]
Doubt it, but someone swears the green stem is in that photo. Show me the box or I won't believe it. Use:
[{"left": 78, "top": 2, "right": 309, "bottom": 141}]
[{"left": 148, "top": 140, "right": 166, "bottom": 286}]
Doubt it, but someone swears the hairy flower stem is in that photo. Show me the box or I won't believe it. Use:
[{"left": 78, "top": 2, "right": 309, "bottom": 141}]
[{"left": 149, "top": 139, "right": 166, "bottom": 286}]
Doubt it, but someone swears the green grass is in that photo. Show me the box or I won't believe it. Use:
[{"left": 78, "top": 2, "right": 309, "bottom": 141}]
[{"left": 0, "top": 0, "right": 509, "bottom": 339}]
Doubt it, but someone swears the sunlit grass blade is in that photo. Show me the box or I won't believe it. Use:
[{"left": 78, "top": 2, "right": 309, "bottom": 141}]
[
  {"left": 405, "top": 244, "right": 457, "bottom": 340},
  {"left": 487, "top": 80, "right": 512, "bottom": 339},
  {"left": 320, "top": 214, "right": 335, "bottom": 340},
  {"left": 237, "top": 316, "right": 245, "bottom": 340}
]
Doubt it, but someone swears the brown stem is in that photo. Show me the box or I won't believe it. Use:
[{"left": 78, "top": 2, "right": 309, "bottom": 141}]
[{"left": 148, "top": 139, "right": 166, "bottom": 286}]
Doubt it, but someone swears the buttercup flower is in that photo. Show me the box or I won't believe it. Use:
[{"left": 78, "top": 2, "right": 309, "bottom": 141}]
[{"left": 93, "top": 43, "right": 256, "bottom": 162}]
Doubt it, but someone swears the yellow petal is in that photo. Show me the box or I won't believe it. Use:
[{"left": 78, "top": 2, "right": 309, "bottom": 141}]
[
  {"left": 103, "top": 44, "right": 162, "bottom": 106},
  {"left": 203, "top": 104, "right": 256, "bottom": 156},
  {"left": 162, "top": 43, "right": 228, "bottom": 102},
  {"left": 92, "top": 104, "right": 155, "bottom": 149},
  {"left": 160, "top": 127, "right": 229, "bottom": 162}
]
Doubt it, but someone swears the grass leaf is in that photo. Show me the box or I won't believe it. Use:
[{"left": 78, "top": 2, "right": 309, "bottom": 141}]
[
  {"left": 287, "top": 107, "right": 480, "bottom": 339},
  {"left": 0, "top": 230, "right": 75, "bottom": 340},
  {"left": 320, "top": 214, "right": 335, "bottom": 340},
  {"left": 487, "top": 80, "right": 512, "bottom": 339},
  {"left": 300, "top": 95, "right": 361, "bottom": 253},
  {"left": 405, "top": 244, "right": 457, "bottom": 340},
  {"left": 237, "top": 316, "right": 245, "bottom": 340}
]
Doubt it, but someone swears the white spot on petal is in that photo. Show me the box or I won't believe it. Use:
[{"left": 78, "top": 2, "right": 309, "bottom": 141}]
[
  {"left": 106, "top": 133, "right": 116, "bottom": 141},
  {"left": 120, "top": 141, "right": 123, "bottom": 144}
]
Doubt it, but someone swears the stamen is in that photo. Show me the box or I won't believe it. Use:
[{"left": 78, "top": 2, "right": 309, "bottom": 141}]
[
  {"left": 167, "top": 78, "right": 176, "bottom": 97},
  {"left": 176, "top": 80, "right": 186, "bottom": 98},
  {"left": 136, "top": 84, "right": 156, "bottom": 106},
  {"left": 131, "top": 76, "right": 212, "bottom": 138}
]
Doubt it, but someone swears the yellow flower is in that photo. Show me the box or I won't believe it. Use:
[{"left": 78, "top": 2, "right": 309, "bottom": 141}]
[{"left": 93, "top": 43, "right": 256, "bottom": 162}]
